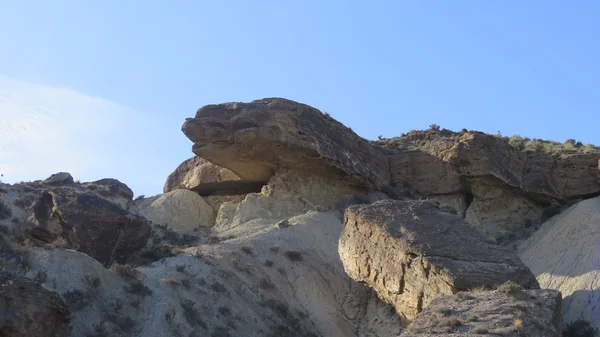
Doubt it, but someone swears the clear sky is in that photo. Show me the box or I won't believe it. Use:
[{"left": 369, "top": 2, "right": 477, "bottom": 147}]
[{"left": 1, "top": 1, "right": 599, "bottom": 197}]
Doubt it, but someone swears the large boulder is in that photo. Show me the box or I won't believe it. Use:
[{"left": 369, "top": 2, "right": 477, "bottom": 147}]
[
  {"left": 133, "top": 189, "right": 216, "bottom": 230},
  {"left": 339, "top": 199, "right": 539, "bottom": 321},
  {"left": 42, "top": 172, "right": 74, "bottom": 186},
  {"left": 0, "top": 274, "right": 70, "bottom": 337},
  {"left": 402, "top": 288, "right": 562, "bottom": 336},
  {"left": 181, "top": 98, "right": 391, "bottom": 189},
  {"left": 163, "top": 156, "right": 263, "bottom": 195},
  {"left": 82, "top": 178, "right": 135, "bottom": 209},
  {"left": 26, "top": 186, "right": 151, "bottom": 266},
  {"left": 518, "top": 196, "right": 600, "bottom": 330}
]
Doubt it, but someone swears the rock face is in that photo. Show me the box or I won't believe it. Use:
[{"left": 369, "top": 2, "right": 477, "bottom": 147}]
[
  {"left": 42, "top": 172, "right": 75, "bottom": 186},
  {"left": 133, "top": 189, "right": 216, "bottom": 229},
  {"left": 163, "top": 156, "right": 263, "bottom": 195},
  {"left": 518, "top": 196, "right": 600, "bottom": 330},
  {"left": 339, "top": 199, "right": 539, "bottom": 321},
  {"left": 26, "top": 186, "right": 151, "bottom": 266},
  {"left": 0, "top": 274, "right": 70, "bottom": 337},
  {"left": 387, "top": 131, "right": 600, "bottom": 235},
  {"left": 181, "top": 98, "right": 391, "bottom": 189},
  {"left": 402, "top": 288, "right": 562, "bottom": 336}
]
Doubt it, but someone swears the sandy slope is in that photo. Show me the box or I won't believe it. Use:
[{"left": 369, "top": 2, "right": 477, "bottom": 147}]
[{"left": 519, "top": 196, "right": 600, "bottom": 327}]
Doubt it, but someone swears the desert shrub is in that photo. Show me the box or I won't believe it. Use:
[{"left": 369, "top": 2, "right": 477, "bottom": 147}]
[
  {"left": 218, "top": 306, "right": 232, "bottom": 317},
  {"left": 241, "top": 245, "right": 254, "bottom": 255},
  {"left": 110, "top": 263, "right": 138, "bottom": 279},
  {"left": 0, "top": 224, "right": 9, "bottom": 235},
  {"left": 513, "top": 318, "right": 523, "bottom": 330},
  {"left": 470, "top": 325, "right": 489, "bottom": 334},
  {"left": 564, "top": 319, "right": 599, "bottom": 337},
  {"left": 284, "top": 250, "right": 303, "bottom": 262},
  {"left": 134, "top": 195, "right": 145, "bottom": 201},
  {"left": 126, "top": 278, "right": 153, "bottom": 296},
  {"left": 259, "top": 277, "right": 276, "bottom": 291},
  {"left": 181, "top": 299, "right": 207, "bottom": 329},
  {"left": 264, "top": 259, "right": 274, "bottom": 267},
  {"left": 541, "top": 204, "right": 566, "bottom": 223},
  {"left": 0, "top": 200, "right": 11, "bottom": 220},
  {"left": 175, "top": 264, "right": 186, "bottom": 273},
  {"left": 105, "top": 312, "right": 135, "bottom": 333},
  {"left": 497, "top": 280, "right": 523, "bottom": 297},
  {"left": 211, "top": 326, "right": 232, "bottom": 337},
  {"left": 62, "top": 289, "right": 89, "bottom": 311}
]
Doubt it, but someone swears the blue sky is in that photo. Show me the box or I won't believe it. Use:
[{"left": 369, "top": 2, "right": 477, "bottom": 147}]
[{"left": 1, "top": 1, "right": 599, "bottom": 196}]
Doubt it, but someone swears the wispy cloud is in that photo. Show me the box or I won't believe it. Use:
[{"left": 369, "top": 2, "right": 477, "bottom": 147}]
[{"left": 0, "top": 76, "right": 170, "bottom": 196}]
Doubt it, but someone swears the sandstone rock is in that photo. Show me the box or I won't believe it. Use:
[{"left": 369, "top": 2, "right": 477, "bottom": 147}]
[
  {"left": 339, "top": 199, "right": 539, "bottom": 321},
  {"left": 42, "top": 172, "right": 74, "bottom": 186},
  {"left": 388, "top": 131, "right": 600, "bottom": 236},
  {"left": 164, "top": 156, "right": 263, "bottom": 195},
  {"left": 83, "top": 178, "right": 134, "bottom": 200},
  {"left": 401, "top": 288, "right": 562, "bottom": 336},
  {"left": 134, "top": 189, "right": 215, "bottom": 229},
  {"left": 26, "top": 186, "right": 151, "bottom": 266},
  {"left": 181, "top": 98, "right": 391, "bottom": 188},
  {"left": 518, "top": 196, "right": 600, "bottom": 330},
  {"left": 0, "top": 274, "right": 70, "bottom": 337},
  {"left": 204, "top": 194, "right": 246, "bottom": 213}
]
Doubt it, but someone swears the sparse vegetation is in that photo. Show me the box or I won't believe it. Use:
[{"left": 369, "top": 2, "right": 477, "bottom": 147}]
[
  {"left": 497, "top": 280, "right": 524, "bottom": 297},
  {"left": 513, "top": 318, "right": 523, "bottom": 330},
  {"left": 564, "top": 319, "right": 599, "bottom": 337},
  {"left": 181, "top": 299, "right": 207, "bottom": 329},
  {"left": 110, "top": 263, "right": 138, "bottom": 279},
  {"left": 371, "top": 127, "right": 600, "bottom": 155},
  {"left": 470, "top": 325, "right": 489, "bottom": 334},
  {"left": 284, "top": 250, "right": 303, "bottom": 262},
  {"left": 126, "top": 278, "right": 153, "bottom": 296},
  {"left": 0, "top": 199, "right": 12, "bottom": 220},
  {"left": 241, "top": 245, "right": 254, "bottom": 255}
]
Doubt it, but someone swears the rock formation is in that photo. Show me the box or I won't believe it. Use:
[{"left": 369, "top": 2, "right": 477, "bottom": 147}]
[
  {"left": 0, "top": 274, "right": 70, "bottom": 337},
  {"left": 25, "top": 186, "right": 151, "bottom": 266},
  {"left": 382, "top": 130, "right": 600, "bottom": 237},
  {"left": 339, "top": 199, "right": 539, "bottom": 321},
  {"left": 181, "top": 98, "right": 391, "bottom": 189},
  {"left": 164, "top": 156, "right": 263, "bottom": 195},
  {"left": 132, "top": 189, "right": 216, "bottom": 229},
  {"left": 2, "top": 98, "right": 598, "bottom": 337},
  {"left": 402, "top": 287, "right": 562, "bottom": 336}
]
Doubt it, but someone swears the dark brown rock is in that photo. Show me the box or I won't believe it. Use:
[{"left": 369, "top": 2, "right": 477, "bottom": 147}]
[
  {"left": 163, "top": 156, "right": 263, "bottom": 195},
  {"left": 181, "top": 98, "right": 391, "bottom": 189},
  {"left": 0, "top": 274, "right": 70, "bottom": 337},
  {"left": 42, "top": 172, "right": 74, "bottom": 186},
  {"left": 82, "top": 178, "right": 134, "bottom": 200},
  {"left": 402, "top": 288, "right": 562, "bottom": 336},
  {"left": 26, "top": 186, "right": 151, "bottom": 266},
  {"left": 339, "top": 199, "right": 539, "bottom": 322}
]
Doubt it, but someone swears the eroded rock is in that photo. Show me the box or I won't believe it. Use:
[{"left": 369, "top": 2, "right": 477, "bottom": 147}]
[
  {"left": 133, "top": 189, "right": 216, "bottom": 229},
  {"left": 402, "top": 288, "right": 562, "bottom": 336},
  {"left": 0, "top": 274, "right": 70, "bottom": 337},
  {"left": 339, "top": 199, "right": 539, "bottom": 321},
  {"left": 26, "top": 186, "right": 151, "bottom": 266},
  {"left": 387, "top": 131, "right": 600, "bottom": 236},
  {"left": 164, "top": 156, "right": 263, "bottom": 195},
  {"left": 518, "top": 196, "right": 600, "bottom": 330},
  {"left": 181, "top": 98, "right": 391, "bottom": 188}
]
